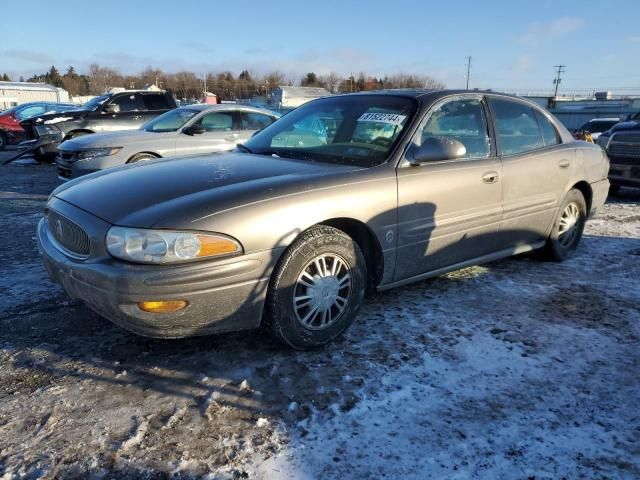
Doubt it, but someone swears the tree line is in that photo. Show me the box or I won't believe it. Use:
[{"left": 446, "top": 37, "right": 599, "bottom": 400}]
[{"left": 4, "top": 66, "right": 445, "bottom": 100}]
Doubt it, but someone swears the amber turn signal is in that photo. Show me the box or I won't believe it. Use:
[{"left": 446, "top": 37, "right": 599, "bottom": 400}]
[
  {"left": 196, "top": 235, "right": 240, "bottom": 257},
  {"left": 138, "top": 300, "right": 188, "bottom": 313}
]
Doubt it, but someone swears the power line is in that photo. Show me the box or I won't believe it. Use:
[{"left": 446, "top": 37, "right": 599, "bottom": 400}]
[{"left": 553, "top": 65, "right": 566, "bottom": 98}]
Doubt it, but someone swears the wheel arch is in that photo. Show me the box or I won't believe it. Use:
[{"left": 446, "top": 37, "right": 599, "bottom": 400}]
[
  {"left": 570, "top": 180, "right": 593, "bottom": 215},
  {"left": 127, "top": 151, "right": 162, "bottom": 163},
  {"left": 319, "top": 217, "right": 384, "bottom": 293},
  {"left": 63, "top": 129, "right": 94, "bottom": 141}
]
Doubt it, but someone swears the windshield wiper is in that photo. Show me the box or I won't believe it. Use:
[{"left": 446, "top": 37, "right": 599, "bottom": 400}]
[{"left": 235, "top": 144, "right": 253, "bottom": 154}]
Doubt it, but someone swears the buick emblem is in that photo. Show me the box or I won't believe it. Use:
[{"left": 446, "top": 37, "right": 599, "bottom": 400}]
[{"left": 55, "top": 219, "right": 64, "bottom": 238}]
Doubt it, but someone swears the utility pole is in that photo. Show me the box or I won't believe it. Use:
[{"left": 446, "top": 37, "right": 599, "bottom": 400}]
[
  {"left": 465, "top": 56, "right": 472, "bottom": 89},
  {"left": 553, "top": 65, "right": 566, "bottom": 99}
]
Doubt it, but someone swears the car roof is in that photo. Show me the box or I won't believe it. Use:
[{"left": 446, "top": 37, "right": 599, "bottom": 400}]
[
  {"left": 338, "top": 88, "right": 539, "bottom": 104},
  {"left": 178, "top": 104, "right": 278, "bottom": 115}
]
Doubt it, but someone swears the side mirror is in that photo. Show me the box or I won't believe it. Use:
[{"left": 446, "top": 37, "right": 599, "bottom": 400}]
[
  {"left": 412, "top": 137, "right": 466, "bottom": 163},
  {"left": 183, "top": 124, "right": 205, "bottom": 136}
]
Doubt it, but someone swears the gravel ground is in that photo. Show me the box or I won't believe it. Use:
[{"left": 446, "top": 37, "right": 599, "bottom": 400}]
[{"left": 0, "top": 161, "right": 639, "bottom": 479}]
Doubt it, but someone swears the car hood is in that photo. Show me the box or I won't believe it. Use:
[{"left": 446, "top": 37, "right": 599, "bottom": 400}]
[
  {"left": 59, "top": 130, "right": 171, "bottom": 150},
  {"left": 607, "top": 120, "right": 639, "bottom": 134},
  {"left": 22, "top": 110, "right": 90, "bottom": 126},
  {"left": 53, "top": 152, "right": 359, "bottom": 228}
]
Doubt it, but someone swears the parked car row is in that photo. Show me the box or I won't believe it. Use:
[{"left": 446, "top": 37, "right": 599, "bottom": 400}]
[{"left": 36, "top": 89, "right": 610, "bottom": 348}]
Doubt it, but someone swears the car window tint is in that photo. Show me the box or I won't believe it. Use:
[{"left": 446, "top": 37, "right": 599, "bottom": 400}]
[
  {"left": 109, "top": 94, "right": 139, "bottom": 112},
  {"left": 142, "top": 94, "right": 170, "bottom": 111},
  {"left": 16, "top": 105, "right": 47, "bottom": 120},
  {"left": 490, "top": 99, "right": 545, "bottom": 155},
  {"left": 420, "top": 98, "right": 490, "bottom": 159},
  {"left": 241, "top": 112, "right": 275, "bottom": 130},
  {"left": 535, "top": 110, "right": 561, "bottom": 147},
  {"left": 271, "top": 109, "right": 344, "bottom": 148},
  {"left": 196, "top": 112, "right": 233, "bottom": 131}
]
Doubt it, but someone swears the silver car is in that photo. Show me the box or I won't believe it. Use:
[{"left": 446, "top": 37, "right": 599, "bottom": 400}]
[
  {"left": 55, "top": 105, "right": 278, "bottom": 180},
  {"left": 37, "top": 90, "right": 609, "bottom": 349}
]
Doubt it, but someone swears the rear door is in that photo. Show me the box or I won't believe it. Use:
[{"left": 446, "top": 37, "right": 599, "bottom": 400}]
[
  {"left": 394, "top": 95, "right": 503, "bottom": 281},
  {"left": 174, "top": 110, "right": 241, "bottom": 155},
  {"left": 488, "top": 97, "right": 572, "bottom": 246},
  {"left": 98, "top": 93, "right": 145, "bottom": 132},
  {"left": 139, "top": 93, "right": 174, "bottom": 123}
]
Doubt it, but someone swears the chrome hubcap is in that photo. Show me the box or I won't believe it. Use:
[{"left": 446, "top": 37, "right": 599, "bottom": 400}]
[
  {"left": 558, "top": 202, "right": 581, "bottom": 247},
  {"left": 293, "top": 254, "right": 352, "bottom": 330}
]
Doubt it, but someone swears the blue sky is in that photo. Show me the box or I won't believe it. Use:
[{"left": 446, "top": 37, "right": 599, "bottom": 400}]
[{"left": 1, "top": 0, "right": 639, "bottom": 93}]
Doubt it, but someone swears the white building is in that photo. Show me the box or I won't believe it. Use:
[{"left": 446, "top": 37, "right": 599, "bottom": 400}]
[
  {"left": 0, "top": 81, "right": 70, "bottom": 110},
  {"left": 270, "top": 86, "right": 331, "bottom": 109}
]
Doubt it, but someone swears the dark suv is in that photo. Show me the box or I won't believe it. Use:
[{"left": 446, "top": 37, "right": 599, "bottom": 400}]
[
  {"left": 20, "top": 89, "right": 177, "bottom": 160},
  {"left": 597, "top": 111, "right": 640, "bottom": 192}
]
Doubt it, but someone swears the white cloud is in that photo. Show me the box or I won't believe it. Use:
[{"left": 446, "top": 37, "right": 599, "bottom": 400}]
[
  {"left": 512, "top": 54, "right": 533, "bottom": 73},
  {"left": 519, "top": 17, "right": 585, "bottom": 46}
]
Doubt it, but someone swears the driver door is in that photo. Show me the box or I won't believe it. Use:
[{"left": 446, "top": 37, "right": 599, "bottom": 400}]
[
  {"left": 175, "top": 110, "right": 242, "bottom": 155},
  {"left": 98, "top": 93, "right": 144, "bottom": 132},
  {"left": 394, "top": 95, "right": 503, "bottom": 281}
]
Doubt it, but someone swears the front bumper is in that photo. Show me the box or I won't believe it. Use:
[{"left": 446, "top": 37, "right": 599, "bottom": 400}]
[
  {"left": 37, "top": 199, "right": 278, "bottom": 338},
  {"left": 608, "top": 157, "right": 640, "bottom": 188},
  {"left": 56, "top": 151, "right": 124, "bottom": 181}
]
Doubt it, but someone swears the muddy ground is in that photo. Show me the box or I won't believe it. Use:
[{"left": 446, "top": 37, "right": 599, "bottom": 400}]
[{"left": 0, "top": 160, "right": 638, "bottom": 479}]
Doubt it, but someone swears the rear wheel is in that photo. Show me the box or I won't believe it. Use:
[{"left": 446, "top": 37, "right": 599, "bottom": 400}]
[
  {"left": 128, "top": 153, "right": 158, "bottom": 163},
  {"left": 264, "top": 225, "right": 367, "bottom": 349},
  {"left": 0, "top": 131, "right": 7, "bottom": 150},
  {"left": 544, "top": 188, "right": 587, "bottom": 261},
  {"left": 609, "top": 184, "right": 621, "bottom": 196}
]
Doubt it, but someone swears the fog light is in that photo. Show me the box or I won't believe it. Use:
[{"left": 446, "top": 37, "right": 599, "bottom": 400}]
[{"left": 138, "top": 300, "right": 188, "bottom": 313}]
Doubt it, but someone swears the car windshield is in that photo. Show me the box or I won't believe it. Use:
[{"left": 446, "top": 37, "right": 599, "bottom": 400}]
[
  {"left": 243, "top": 95, "right": 418, "bottom": 167},
  {"left": 141, "top": 108, "right": 199, "bottom": 133},
  {"left": 82, "top": 94, "right": 111, "bottom": 111}
]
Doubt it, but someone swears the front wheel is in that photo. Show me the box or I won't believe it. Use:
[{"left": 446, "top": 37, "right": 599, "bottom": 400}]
[
  {"left": 0, "top": 131, "right": 7, "bottom": 150},
  {"left": 544, "top": 188, "right": 587, "bottom": 261},
  {"left": 128, "top": 153, "right": 158, "bottom": 163},
  {"left": 264, "top": 225, "right": 367, "bottom": 349}
]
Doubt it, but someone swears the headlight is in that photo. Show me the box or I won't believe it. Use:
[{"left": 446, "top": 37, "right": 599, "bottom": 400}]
[
  {"left": 77, "top": 147, "right": 122, "bottom": 160},
  {"left": 106, "top": 227, "right": 242, "bottom": 264},
  {"left": 596, "top": 135, "right": 610, "bottom": 149},
  {"left": 35, "top": 124, "right": 61, "bottom": 136}
]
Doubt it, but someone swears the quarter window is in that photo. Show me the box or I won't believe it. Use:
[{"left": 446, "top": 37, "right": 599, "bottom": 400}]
[
  {"left": 490, "top": 99, "right": 545, "bottom": 155},
  {"left": 241, "top": 112, "right": 275, "bottom": 130},
  {"left": 535, "top": 110, "right": 561, "bottom": 147},
  {"left": 419, "top": 98, "right": 490, "bottom": 159}
]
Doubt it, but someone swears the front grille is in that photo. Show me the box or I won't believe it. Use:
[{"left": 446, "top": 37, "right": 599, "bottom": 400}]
[
  {"left": 613, "top": 133, "right": 640, "bottom": 143},
  {"left": 57, "top": 166, "right": 72, "bottom": 178},
  {"left": 609, "top": 142, "right": 640, "bottom": 158},
  {"left": 47, "top": 210, "right": 90, "bottom": 257}
]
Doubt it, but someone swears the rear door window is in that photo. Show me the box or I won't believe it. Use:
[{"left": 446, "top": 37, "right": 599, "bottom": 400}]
[
  {"left": 141, "top": 93, "right": 171, "bottom": 111},
  {"left": 240, "top": 112, "right": 276, "bottom": 130},
  {"left": 490, "top": 99, "right": 545, "bottom": 155},
  {"left": 534, "top": 110, "right": 561, "bottom": 147}
]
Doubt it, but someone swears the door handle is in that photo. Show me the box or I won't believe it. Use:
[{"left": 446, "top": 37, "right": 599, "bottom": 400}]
[
  {"left": 225, "top": 133, "right": 240, "bottom": 141},
  {"left": 482, "top": 171, "right": 499, "bottom": 184},
  {"left": 559, "top": 159, "right": 570, "bottom": 169},
  {"left": 132, "top": 115, "right": 142, "bottom": 120}
]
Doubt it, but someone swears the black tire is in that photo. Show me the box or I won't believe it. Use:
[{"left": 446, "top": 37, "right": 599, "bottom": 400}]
[
  {"left": 128, "top": 153, "right": 158, "bottom": 163},
  {"left": 33, "top": 148, "right": 55, "bottom": 163},
  {"left": 264, "top": 225, "right": 367, "bottom": 349},
  {"left": 544, "top": 188, "right": 587, "bottom": 261},
  {"left": 609, "top": 184, "right": 621, "bottom": 196},
  {"left": 0, "top": 131, "right": 7, "bottom": 150}
]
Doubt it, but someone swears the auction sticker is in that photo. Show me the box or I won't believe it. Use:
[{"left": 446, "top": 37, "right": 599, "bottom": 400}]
[{"left": 357, "top": 112, "right": 406, "bottom": 126}]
